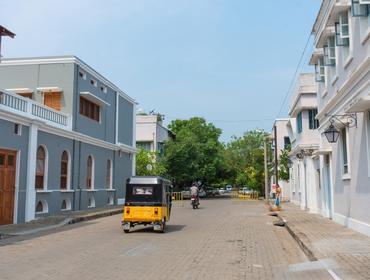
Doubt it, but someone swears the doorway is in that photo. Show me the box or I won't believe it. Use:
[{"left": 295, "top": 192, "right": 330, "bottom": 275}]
[{"left": 0, "top": 149, "right": 17, "bottom": 225}]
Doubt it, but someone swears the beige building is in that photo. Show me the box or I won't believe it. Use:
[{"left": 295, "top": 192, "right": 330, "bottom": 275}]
[{"left": 136, "top": 115, "right": 174, "bottom": 155}]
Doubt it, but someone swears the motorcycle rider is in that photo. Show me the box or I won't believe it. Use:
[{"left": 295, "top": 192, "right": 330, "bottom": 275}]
[{"left": 190, "top": 183, "right": 199, "bottom": 204}]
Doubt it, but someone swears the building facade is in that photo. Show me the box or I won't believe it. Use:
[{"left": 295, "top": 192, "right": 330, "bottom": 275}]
[
  {"left": 309, "top": 0, "right": 370, "bottom": 236},
  {"left": 136, "top": 115, "right": 174, "bottom": 156},
  {"left": 286, "top": 73, "right": 321, "bottom": 212},
  {"left": 0, "top": 56, "right": 136, "bottom": 224},
  {"left": 271, "top": 119, "right": 291, "bottom": 200}
]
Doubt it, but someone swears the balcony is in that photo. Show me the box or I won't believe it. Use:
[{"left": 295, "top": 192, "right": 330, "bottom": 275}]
[{"left": 0, "top": 89, "right": 72, "bottom": 129}]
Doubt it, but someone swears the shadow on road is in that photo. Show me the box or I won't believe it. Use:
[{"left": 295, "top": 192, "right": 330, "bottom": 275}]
[{"left": 129, "top": 224, "right": 186, "bottom": 234}]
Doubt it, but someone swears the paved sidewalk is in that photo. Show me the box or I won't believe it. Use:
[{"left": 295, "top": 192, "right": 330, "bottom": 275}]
[
  {"left": 0, "top": 206, "right": 123, "bottom": 239},
  {"left": 278, "top": 203, "right": 370, "bottom": 280}
]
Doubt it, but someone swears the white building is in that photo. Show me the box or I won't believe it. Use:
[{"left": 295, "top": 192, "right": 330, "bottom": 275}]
[
  {"left": 310, "top": 0, "right": 370, "bottom": 236},
  {"left": 271, "top": 119, "right": 291, "bottom": 200},
  {"left": 136, "top": 115, "right": 174, "bottom": 155},
  {"left": 286, "top": 73, "right": 321, "bottom": 213}
]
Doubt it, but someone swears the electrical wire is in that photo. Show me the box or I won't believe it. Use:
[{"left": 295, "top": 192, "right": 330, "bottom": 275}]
[{"left": 276, "top": 32, "right": 313, "bottom": 118}]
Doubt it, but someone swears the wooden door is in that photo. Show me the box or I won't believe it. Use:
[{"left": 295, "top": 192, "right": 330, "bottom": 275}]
[
  {"left": 44, "top": 92, "right": 61, "bottom": 111},
  {"left": 0, "top": 149, "right": 17, "bottom": 225}
]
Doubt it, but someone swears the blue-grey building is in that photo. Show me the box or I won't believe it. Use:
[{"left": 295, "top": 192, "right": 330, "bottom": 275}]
[{"left": 0, "top": 56, "right": 136, "bottom": 224}]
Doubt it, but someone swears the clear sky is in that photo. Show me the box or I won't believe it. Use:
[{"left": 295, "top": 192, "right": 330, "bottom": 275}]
[{"left": 0, "top": 0, "right": 322, "bottom": 142}]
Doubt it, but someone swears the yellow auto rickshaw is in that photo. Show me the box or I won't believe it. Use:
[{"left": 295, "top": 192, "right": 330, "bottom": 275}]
[{"left": 122, "top": 176, "right": 173, "bottom": 233}]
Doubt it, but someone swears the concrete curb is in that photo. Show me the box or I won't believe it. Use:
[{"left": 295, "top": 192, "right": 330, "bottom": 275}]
[
  {"left": 0, "top": 208, "right": 123, "bottom": 240},
  {"left": 267, "top": 203, "right": 318, "bottom": 262},
  {"left": 67, "top": 208, "right": 123, "bottom": 224},
  {"left": 276, "top": 214, "right": 318, "bottom": 262}
]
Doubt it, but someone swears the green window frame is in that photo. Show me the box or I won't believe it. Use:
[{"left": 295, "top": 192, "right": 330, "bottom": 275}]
[
  {"left": 308, "top": 109, "right": 319, "bottom": 130},
  {"left": 315, "top": 57, "right": 325, "bottom": 82},
  {"left": 324, "top": 37, "right": 336, "bottom": 66},
  {"left": 335, "top": 13, "right": 350, "bottom": 46},
  {"left": 297, "top": 112, "right": 303, "bottom": 134},
  {"left": 352, "top": 0, "right": 369, "bottom": 17}
]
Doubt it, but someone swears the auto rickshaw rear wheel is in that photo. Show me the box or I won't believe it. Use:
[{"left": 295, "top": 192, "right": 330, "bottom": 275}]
[{"left": 159, "top": 219, "right": 166, "bottom": 233}]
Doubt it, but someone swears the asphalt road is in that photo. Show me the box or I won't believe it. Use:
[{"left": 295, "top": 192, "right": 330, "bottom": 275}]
[{"left": 0, "top": 199, "right": 332, "bottom": 280}]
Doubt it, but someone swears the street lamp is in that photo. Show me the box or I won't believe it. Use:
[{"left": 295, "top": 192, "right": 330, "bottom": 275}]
[
  {"left": 323, "top": 113, "right": 357, "bottom": 143},
  {"left": 324, "top": 124, "right": 340, "bottom": 143}
]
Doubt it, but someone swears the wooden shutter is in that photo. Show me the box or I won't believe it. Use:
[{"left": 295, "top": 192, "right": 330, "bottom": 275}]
[{"left": 44, "top": 92, "right": 62, "bottom": 111}]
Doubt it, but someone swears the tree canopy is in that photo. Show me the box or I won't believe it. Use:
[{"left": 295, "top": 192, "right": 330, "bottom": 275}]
[
  {"left": 162, "top": 117, "right": 223, "bottom": 188},
  {"left": 137, "top": 116, "right": 272, "bottom": 196},
  {"left": 222, "top": 130, "right": 272, "bottom": 194},
  {"left": 136, "top": 149, "right": 166, "bottom": 176}
]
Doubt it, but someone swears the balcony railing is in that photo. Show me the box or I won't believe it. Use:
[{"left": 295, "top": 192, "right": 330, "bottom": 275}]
[{"left": 0, "top": 89, "right": 72, "bottom": 129}]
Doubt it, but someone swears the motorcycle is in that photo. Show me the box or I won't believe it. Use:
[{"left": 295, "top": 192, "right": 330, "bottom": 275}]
[{"left": 191, "top": 194, "right": 199, "bottom": 209}]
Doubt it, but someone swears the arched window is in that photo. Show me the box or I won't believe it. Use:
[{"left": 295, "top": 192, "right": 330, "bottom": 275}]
[
  {"left": 36, "top": 201, "right": 43, "bottom": 213},
  {"left": 35, "top": 200, "right": 48, "bottom": 214},
  {"left": 86, "top": 155, "right": 94, "bottom": 189},
  {"left": 60, "top": 151, "right": 69, "bottom": 190},
  {"left": 61, "top": 199, "right": 71, "bottom": 211},
  {"left": 106, "top": 159, "right": 112, "bottom": 189},
  {"left": 35, "top": 146, "right": 46, "bottom": 189}
]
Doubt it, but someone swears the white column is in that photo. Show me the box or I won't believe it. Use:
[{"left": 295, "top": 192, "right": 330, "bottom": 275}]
[{"left": 25, "top": 123, "right": 38, "bottom": 222}]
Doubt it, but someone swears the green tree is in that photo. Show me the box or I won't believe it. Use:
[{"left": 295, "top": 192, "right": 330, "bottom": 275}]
[
  {"left": 223, "top": 129, "right": 272, "bottom": 195},
  {"left": 136, "top": 149, "right": 166, "bottom": 176},
  {"left": 162, "top": 117, "right": 223, "bottom": 189},
  {"left": 279, "top": 146, "right": 291, "bottom": 181}
]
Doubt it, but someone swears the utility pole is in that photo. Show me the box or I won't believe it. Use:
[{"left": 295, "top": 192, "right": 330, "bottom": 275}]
[
  {"left": 0, "top": 26, "right": 15, "bottom": 63},
  {"left": 274, "top": 124, "right": 279, "bottom": 185},
  {"left": 264, "top": 138, "right": 269, "bottom": 205}
]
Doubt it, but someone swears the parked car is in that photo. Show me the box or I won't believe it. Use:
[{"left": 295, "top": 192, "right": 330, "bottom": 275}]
[
  {"left": 181, "top": 189, "right": 191, "bottom": 199},
  {"left": 199, "top": 188, "right": 207, "bottom": 198},
  {"left": 218, "top": 188, "right": 226, "bottom": 195},
  {"left": 226, "top": 185, "right": 233, "bottom": 192},
  {"left": 239, "top": 187, "right": 252, "bottom": 195}
]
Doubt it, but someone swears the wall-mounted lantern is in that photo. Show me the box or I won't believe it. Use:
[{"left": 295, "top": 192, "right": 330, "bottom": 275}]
[
  {"left": 323, "top": 113, "right": 357, "bottom": 143},
  {"left": 324, "top": 124, "right": 340, "bottom": 143}
]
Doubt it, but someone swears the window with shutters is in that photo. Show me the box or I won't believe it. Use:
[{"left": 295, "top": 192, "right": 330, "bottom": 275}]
[
  {"left": 60, "top": 151, "right": 69, "bottom": 190},
  {"left": 315, "top": 57, "right": 325, "bottom": 83},
  {"left": 297, "top": 112, "right": 303, "bottom": 134},
  {"left": 106, "top": 159, "right": 112, "bottom": 189},
  {"left": 35, "top": 146, "right": 47, "bottom": 190},
  {"left": 308, "top": 109, "right": 319, "bottom": 130},
  {"left": 352, "top": 0, "right": 370, "bottom": 39},
  {"left": 44, "top": 91, "right": 62, "bottom": 111},
  {"left": 352, "top": 0, "right": 369, "bottom": 17},
  {"left": 17, "top": 92, "right": 33, "bottom": 99},
  {"left": 79, "top": 97, "right": 100, "bottom": 122},
  {"left": 86, "top": 155, "right": 94, "bottom": 189},
  {"left": 324, "top": 37, "right": 336, "bottom": 66}
]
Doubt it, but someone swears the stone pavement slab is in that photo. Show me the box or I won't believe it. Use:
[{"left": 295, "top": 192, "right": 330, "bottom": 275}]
[
  {"left": 278, "top": 203, "right": 370, "bottom": 280},
  {"left": 0, "top": 206, "right": 123, "bottom": 239}
]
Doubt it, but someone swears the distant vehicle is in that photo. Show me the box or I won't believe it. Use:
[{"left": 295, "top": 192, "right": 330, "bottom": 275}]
[
  {"left": 226, "top": 185, "right": 233, "bottom": 192},
  {"left": 199, "top": 188, "right": 207, "bottom": 198},
  {"left": 181, "top": 190, "right": 191, "bottom": 199},
  {"left": 219, "top": 188, "right": 226, "bottom": 195},
  {"left": 239, "top": 187, "right": 252, "bottom": 195}
]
